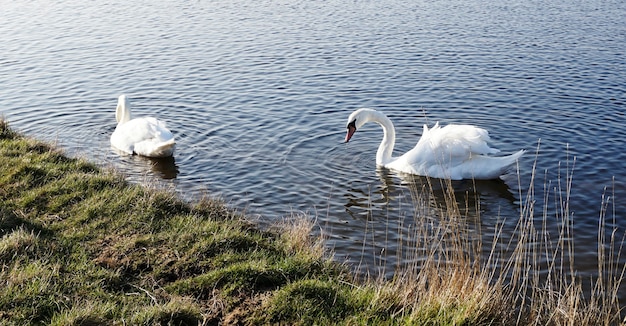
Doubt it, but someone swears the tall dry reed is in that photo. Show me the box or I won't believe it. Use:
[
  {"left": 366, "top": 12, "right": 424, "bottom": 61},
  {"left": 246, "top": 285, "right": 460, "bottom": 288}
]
[{"left": 364, "top": 151, "right": 625, "bottom": 325}]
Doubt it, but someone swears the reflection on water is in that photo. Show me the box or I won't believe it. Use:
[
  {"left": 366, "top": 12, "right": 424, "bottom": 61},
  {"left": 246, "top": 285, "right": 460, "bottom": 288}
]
[
  {"left": 345, "top": 167, "right": 517, "bottom": 221},
  {"left": 341, "top": 166, "right": 523, "bottom": 279},
  {"left": 109, "top": 148, "right": 179, "bottom": 180},
  {"left": 388, "top": 168, "right": 517, "bottom": 209},
  {"left": 145, "top": 156, "right": 179, "bottom": 180}
]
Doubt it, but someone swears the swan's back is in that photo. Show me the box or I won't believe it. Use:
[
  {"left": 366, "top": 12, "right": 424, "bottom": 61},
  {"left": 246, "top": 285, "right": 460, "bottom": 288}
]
[
  {"left": 112, "top": 117, "right": 175, "bottom": 157},
  {"left": 393, "top": 123, "right": 523, "bottom": 180},
  {"left": 110, "top": 95, "right": 176, "bottom": 158},
  {"left": 422, "top": 123, "right": 499, "bottom": 157}
]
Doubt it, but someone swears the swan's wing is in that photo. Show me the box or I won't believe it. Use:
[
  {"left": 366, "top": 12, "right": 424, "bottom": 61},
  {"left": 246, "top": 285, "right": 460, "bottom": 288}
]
[
  {"left": 402, "top": 124, "right": 498, "bottom": 166},
  {"left": 122, "top": 118, "right": 174, "bottom": 142},
  {"left": 427, "top": 124, "right": 498, "bottom": 155},
  {"left": 440, "top": 124, "right": 498, "bottom": 154},
  {"left": 143, "top": 117, "right": 174, "bottom": 141},
  {"left": 111, "top": 117, "right": 175, "bottom": 155},
  {"left": 390, "top": 123, "right": 521, "bottom": 179}
]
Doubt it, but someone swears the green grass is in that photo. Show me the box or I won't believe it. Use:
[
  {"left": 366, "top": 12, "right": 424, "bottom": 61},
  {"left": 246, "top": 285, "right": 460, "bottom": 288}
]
[
  {"left": 0, "top": 118, "right": 624, "bottom": 325},
  {"left": 0, "top": 120, "right": 367, "bottom": 324}
]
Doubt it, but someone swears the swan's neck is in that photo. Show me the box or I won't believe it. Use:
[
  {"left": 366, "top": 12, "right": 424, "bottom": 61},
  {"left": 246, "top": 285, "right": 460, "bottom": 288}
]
[
  {"left": 116, "top": 100, "right": 132, "bottom": 124},
  {"left": 371, "top": 111, "right": 396, "bottom": 165}
]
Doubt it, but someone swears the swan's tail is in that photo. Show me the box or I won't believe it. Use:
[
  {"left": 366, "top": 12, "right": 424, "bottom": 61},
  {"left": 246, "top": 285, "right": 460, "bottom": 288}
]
[
  {"left": 508, "top": 149, "right": 525, "bottom": 161},
  {"left": 155, "top": 140, "right": 176, "bottom": 157},
  {"left": 135, "top": 139, "right": 176, "bottom": 158},
  {"left": 461, "top": 149, "right": 525, "bottom": 180},
  {"left": 493, "top": 149, "right": 525, "bottom": 176}
]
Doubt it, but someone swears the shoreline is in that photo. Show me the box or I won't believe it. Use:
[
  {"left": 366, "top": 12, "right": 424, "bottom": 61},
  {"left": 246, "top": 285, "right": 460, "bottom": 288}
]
[{"left": 1, "top": 119, "right": 623, "bottom": 325}]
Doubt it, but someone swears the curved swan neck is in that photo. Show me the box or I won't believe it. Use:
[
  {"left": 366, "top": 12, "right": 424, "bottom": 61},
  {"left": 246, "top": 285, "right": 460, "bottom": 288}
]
[
  {"left": 116, "top": 96, "right": 132, "bottom": 124},
  {"left": 369, "top": 111, "right": 396, "bottom": 165}
]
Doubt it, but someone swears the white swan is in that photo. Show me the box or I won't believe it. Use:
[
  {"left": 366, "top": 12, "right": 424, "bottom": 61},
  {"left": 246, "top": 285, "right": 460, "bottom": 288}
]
[
  {"left": 345, "top": 108, "right": 524, "bottom": 180},
  {"left": 110, "top": 95, "right": 175, "bottom": 158}
]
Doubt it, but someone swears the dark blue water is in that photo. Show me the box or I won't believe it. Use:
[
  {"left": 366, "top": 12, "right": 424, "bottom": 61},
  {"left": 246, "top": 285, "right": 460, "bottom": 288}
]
[{"left": 1, "top": 0, "right": 625, "bottom": 300}]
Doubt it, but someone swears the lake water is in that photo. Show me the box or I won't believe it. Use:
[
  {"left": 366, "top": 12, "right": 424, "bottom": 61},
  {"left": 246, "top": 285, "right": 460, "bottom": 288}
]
[{"left": 1, "top": 0, "right": 625, "bottom": 301}]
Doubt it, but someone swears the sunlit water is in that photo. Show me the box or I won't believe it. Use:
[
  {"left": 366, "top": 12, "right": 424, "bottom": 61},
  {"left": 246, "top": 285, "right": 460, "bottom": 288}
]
[{"left": 1, "top": 0, "right": 625, "bottom": 301}]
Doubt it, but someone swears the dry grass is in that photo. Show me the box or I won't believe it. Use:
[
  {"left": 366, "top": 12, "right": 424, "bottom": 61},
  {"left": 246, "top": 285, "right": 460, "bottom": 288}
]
[
  {"left": 275, "top": 214, "right": 326, "bottom": 259},
  {"left": 359, "top": 148, "right": 626, "bottom": 325}
]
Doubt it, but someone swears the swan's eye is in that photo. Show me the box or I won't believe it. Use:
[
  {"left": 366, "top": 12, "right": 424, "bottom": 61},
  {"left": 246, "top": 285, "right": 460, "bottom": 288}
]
[{"left": 347, "top": 120, "right": 356, "bottom": 130}]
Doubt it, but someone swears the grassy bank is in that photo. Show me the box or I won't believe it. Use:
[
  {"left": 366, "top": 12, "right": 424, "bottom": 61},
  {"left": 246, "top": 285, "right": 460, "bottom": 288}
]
[{"left": 0, "top": 119, "right": 624, "bottom": 325}]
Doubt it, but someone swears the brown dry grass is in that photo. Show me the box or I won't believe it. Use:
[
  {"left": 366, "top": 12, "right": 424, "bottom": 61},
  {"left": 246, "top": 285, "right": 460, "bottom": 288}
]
[{"left": 364, "top": 150, "right": 626, "bottom": 325}]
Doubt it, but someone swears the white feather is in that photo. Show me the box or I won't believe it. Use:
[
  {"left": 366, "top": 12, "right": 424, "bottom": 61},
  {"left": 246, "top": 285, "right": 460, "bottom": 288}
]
[
  {"left": 345, "top": 108, "right": 524, "bottom": 180},
  {"left": 110, "top": 95, "right": 175, "bottom": 158}
]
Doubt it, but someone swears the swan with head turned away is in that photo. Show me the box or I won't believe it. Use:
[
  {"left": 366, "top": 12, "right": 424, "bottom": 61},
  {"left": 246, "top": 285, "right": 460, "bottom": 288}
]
[
  {"left": 110, "top": 95, "right": 175, "bottom": 158},
  {"left": 344, "top": 108, "right": 524, "bottom": 180}
]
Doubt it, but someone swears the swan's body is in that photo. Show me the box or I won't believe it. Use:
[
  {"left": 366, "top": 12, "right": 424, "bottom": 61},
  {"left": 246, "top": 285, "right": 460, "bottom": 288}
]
[
  {"left": 110, "top": 95, "right": 175, "bottom": 158},
  {"left": 345, "top": 108, "right": 524, "bottom": 180}
]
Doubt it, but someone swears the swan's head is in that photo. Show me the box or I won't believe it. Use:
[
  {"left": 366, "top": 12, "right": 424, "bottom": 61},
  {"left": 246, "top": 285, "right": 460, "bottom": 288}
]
[{"left": 345, "top": 108, "right": 378, "bottom": 142}]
